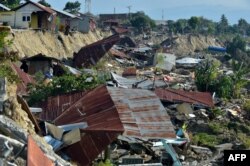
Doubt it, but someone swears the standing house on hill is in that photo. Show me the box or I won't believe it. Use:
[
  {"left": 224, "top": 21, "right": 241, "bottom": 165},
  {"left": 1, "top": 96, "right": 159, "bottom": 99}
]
[
  {"left": 0, "top": 0, "right": 56, "bottom": 30},
  {"left": 13, "top": 0, "right": 56, "bottom": 29},
  {"left": 51, "top": 8, "right": 82, "bottom": 32},
  {"left": 76, "top": 12, "right": 97, "bottom": 33}
]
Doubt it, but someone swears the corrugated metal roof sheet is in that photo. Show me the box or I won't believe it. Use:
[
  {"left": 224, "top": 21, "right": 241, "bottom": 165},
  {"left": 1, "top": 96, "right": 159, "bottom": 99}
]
[
  {"left": 27, "top": 136, "right": 54, "bottom": 166},
  {"left": 73, "top": 34, "right": 120, "bottom": 68},
  {"left": 14, "top": 0, "right": 55, "bottom": 14},
  {"left": 107, "top": 86, "right": 176, "bottom": 139},
  {"left": 11, "top": 63, "right": 35, "bottom": 96},
  {"left": 155, "top": 88, "right": 214, "bottom": 108},
  {"left": 40, "top": 91, "right": 88, "bottom": 122},
  {"left": 52, "top": 85, "right": 175, "bottom": 165},
  {"left": 52, "top": 8, "right": 77, "bottom": 18},
  {"left": 0, "top": 3, "right": 10, "bottom": 11}
]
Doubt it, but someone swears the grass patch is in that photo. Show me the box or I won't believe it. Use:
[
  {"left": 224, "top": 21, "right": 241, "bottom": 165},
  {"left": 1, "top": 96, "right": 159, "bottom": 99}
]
[
  {"left": 208, "top": 122, "right": 228, "bottom": 134},
  {"left": 192, "top": 133, "right": 221, "bottom": 147},
  {"left": 238, "top": 133, "right": 250, "bottom": 149}
]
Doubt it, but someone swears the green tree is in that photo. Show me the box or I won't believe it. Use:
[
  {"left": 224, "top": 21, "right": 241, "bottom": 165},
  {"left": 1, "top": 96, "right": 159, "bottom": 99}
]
[
  {"left": 231, "top": 61, "right": 249, "bottom": 98},
  {"left": 167, "top": 20, "right": 176, "bottom": 34},
  {"left": 130, "top": 12, "right": 156, "bottom": 32},
  {"left": 227, "top": 35, "right": 246, "bottom": 56},
  {"left": 238, "top": 18, "right": 248, "bottom": 36},
  {"left": 195, "top": 60, "right": 220, "bottom": 92},
  {"left": 218, "top": 14, "right": 229, "bottom": 34},
  {"left": 175, "top": 19, "right": 187, "bottom": 34},
  {"left": 188, "top": 16, "right": 200, "bottom": 33},
  {"left": 1, "top": 0, "right": 20, "bottom": 8},
  {"left": 63, "top": 1, "right": 81, "bottom": 14},
  {"left": 38, "top": 0, "right": 51, "bottom": 7}
]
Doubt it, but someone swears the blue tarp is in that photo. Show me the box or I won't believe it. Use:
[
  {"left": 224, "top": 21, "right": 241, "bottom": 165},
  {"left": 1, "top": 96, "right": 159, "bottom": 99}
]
[{"left": 208, "top": 46, "right": 227, "bottom": 53}]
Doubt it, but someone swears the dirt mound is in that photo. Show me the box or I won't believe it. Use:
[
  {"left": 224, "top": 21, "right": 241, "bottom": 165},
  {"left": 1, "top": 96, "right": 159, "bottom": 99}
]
[
  {"left": 173, "top": 34, "right": 223, "bottom": 56},
  {"left": 7, "top": 30, "right": 103, "bottom": 59}
]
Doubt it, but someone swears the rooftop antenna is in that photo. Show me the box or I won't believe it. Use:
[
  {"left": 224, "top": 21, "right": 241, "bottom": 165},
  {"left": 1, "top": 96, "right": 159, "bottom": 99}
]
[{"left": 85, "top": 0, "right": 91, "bottom": 13}]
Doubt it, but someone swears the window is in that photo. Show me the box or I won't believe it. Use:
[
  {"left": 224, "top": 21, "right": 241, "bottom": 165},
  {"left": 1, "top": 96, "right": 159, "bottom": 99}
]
[{"left": 22, "top": 16, "right": 31, "bottom": 22}]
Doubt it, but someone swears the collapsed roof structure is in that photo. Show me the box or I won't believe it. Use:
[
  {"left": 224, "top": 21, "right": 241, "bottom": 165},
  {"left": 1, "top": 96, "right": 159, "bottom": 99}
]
[
  {"left": 73, "top": 34, "right": 120, "bottom": 68},
  {"left": 39, "top": 85, "right": 176, "bottom": 165}
]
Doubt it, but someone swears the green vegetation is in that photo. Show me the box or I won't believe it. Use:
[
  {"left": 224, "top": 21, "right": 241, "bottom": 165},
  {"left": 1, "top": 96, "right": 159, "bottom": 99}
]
[
  {"left": 38, "top": 0, "right": 51, "bottom": 7},
  {"left": 195, "top": 59, "right": 249, "bottom": 99},
  {"left": 238, "top": 133, "right": 250, "bottom": 149},
  {"left": 243, "top": 100, "right": 250, "bottom": 113},
  {"left": 28, "top": 73, "right": 105, "bottom": 105},
  {"left": 192, "top": 133, "right": 221, "bottom": 147},
  {"left": 1, "top": 0, "right": 20, "bottom": 9},
  {"left": 63, "top": 1, "right": 81, "bottom": 14},
  {"left": 130, "top": 12, "right": 156, "bottom": 32},
  {"left": 0, "top": 31, "right": 19, "bottom": 83}
]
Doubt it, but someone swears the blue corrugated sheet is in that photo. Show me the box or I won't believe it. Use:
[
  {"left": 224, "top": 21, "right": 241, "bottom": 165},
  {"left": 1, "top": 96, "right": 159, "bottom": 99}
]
[{"left": 208, "top": 46, "right": 226, "bottom": 53}]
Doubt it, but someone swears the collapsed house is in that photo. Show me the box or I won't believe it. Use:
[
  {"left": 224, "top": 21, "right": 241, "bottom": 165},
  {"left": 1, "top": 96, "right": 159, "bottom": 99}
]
[
  {"left": 10, "top": 63, "right": 35, "bottom": 96},
  {"left": 73, "top": 34, "right": 120, "bottom": 68},
  {"left": 39, "top": 85, "right": 176, "bottom": 165}
]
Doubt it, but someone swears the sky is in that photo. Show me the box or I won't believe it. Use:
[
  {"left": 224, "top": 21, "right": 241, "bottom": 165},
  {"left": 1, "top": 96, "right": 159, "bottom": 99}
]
[{"left": 42, "top": 0, "right": 250, "bottom": 24}]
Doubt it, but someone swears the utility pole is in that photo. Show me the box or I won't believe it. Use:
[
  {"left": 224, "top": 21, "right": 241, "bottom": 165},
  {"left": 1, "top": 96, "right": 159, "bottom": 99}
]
[
  {"left": 85, "top": 0, "right": 91, "bottom": 13},
  {"left": 127, "top": 5, "right": 132, "bottom": 19},
  {"left": 162, "top": 9, "right": 164, "bottom": 20}
]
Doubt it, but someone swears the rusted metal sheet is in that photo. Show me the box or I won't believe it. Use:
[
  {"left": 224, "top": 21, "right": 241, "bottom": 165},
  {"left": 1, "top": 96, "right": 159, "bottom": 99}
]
[
  {"left": 110, "top": 48, "right": 129, "bottom": 59},
  {"left": 53, "top": 86, "right": 175, "bottom": 166},
  {"left": 54, "top": 86, "right": 124, "bottom": 131},
  {"left": 64, "top": 131, "right": 120, "bottom": 166},
  {"left": 107, "top": 87, "right": 176, "bottom": 139},
  {"left": 155, "top": 88, "right": 214, "bottom": 108},
  {"left": 17, "top": 95, "right": 41, "bottom": 132},
  {"left": 73, "top": 34, "right": 120, "bottom": 68},
  {"left": 27, "top": 136, "right": 54, "bottom": 166},
  {"left": 11, "top": 63, "right": 35, "bottom": 96},
  {"left": 122, "top": 67, "right": 137, "bottom": 77},
  {"left": 113, "top": 27, "right": 129, "bottom": 34},
  {"left": 40, "top": 91, "right": 88, "bottom": 121}
]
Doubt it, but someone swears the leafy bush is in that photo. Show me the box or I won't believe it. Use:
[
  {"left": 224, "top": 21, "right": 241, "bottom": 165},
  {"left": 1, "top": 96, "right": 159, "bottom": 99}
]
[
  {"left": 192, "top": 133, "right": 221, "bottom": 147},
  {"left": 243, "top": 100, "right": 250, "bottom": 113},
  {"left": 238, "top": 133, "right": 250, "bottom": 149},
  {"left": 28, "top": 73, "right": 105, "bottom": 105}
]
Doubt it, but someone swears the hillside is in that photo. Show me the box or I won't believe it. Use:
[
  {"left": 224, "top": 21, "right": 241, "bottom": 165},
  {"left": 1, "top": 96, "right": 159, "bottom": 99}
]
[{"left": 7, "top": 30, "right": 105, "bottom": 59}]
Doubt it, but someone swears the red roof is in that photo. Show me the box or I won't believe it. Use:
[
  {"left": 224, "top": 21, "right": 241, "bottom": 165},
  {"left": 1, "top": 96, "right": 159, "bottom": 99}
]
[
  {"left": 155, "top": 88, "right": 214, "bottom": 107},
  {"left": 27, "top": 136, "right": 54, "bottom": 166},
  {"left": 73, "top": 34, "right": 120, "bottom": 68},
  {"left": 11, "top": 63, "right": 35, "bottom": 96},
  {"left": 53, "top": 85, "right": 175, "bottom": 165}
]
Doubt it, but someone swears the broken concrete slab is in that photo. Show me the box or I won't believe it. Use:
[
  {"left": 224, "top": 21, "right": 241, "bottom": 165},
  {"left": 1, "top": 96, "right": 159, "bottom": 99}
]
[
  {"left": 45, "top": 122, "right": 64, "bottom": 141},
  {"left": 62, "top": 129, "right": 81, "bottom": 146},
  {"left": 176, "top": 103, "right": 194, "bottom": 115},
  {"left": 190, "top": 145, "right": 212, "bottom": 155}
]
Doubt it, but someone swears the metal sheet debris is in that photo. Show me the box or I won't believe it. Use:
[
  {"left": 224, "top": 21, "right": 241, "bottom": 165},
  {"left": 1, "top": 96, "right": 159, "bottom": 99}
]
[
  {"left": 53, "top": 85, "right": 175, "bottom": 166},
  {"left": 27, "top": 136, "right": 54, "bottom": 166},
  {"left": 155, "top": 88, "right": 214, "bottom": 108},
  {"left": 73, "top": 34, "right": 120, "bottom": 68}
]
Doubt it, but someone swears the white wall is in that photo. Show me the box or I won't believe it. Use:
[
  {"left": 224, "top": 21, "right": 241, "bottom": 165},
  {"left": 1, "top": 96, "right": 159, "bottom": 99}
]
[
  {"left": 15, "top": 3, "right": 42, "bottom": 28},
  {"left": 0, "top": 12, "right": 15, "bottom": 26}
]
